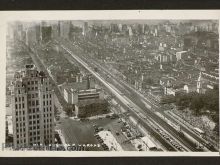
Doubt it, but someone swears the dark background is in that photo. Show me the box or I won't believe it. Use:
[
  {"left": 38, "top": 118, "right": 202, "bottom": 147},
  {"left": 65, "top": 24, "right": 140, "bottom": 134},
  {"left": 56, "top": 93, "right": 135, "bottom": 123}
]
[
  {"left": 0, "top": 0, "right": 220, "bottom": 10},
  {"left": 0, "top": 0, "right": 219, "bottom": 164}
]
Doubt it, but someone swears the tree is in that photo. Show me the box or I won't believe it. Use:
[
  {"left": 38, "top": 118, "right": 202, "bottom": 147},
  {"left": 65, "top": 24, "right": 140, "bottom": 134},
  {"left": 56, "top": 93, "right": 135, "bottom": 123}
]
[{"left": 190, "top": 95, "right": 204, "bottom": 115}]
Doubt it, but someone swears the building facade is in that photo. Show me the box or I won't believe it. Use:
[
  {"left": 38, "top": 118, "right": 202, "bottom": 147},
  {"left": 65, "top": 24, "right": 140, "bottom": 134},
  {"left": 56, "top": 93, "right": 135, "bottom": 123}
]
[{"left": 11, "top": 64, "right": 55, "bottom": 148}]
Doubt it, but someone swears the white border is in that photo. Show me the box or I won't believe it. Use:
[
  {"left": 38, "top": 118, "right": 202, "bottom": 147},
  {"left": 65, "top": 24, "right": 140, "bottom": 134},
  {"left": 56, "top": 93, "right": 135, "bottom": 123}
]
[{"left": 0, "top": 10, "right": 219, "bottom": 157}]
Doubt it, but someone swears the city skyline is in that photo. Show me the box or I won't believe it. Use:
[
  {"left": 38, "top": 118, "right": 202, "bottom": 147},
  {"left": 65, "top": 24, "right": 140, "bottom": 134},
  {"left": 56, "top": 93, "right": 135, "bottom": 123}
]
[{"left": 5, "top": 18, "right": 219, "bottom": 153}]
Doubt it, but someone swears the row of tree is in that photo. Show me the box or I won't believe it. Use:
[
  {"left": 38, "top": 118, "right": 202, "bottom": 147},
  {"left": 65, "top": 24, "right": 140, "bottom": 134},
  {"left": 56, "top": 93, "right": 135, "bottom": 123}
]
[{"left": 160, "top": 86, "right": 219, "bottom": 132}]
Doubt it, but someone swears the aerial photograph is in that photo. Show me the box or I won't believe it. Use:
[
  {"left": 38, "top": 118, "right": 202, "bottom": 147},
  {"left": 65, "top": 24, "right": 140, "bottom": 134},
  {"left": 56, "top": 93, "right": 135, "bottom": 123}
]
[{"left": 5, "top": 20, "right": 219, "bottom": 152}]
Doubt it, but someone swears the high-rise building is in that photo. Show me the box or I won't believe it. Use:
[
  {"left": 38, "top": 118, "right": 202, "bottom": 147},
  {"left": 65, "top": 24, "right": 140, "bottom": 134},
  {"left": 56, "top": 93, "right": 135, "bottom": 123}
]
[
  {"left": 11, "top": 64, "right": 55, "bottom": 149},
  {"left": 41, "top": 26, "right": 52, "bottom": 43},
  {"left": 83, "top": 22, "right": 89, "bottom": 36}
]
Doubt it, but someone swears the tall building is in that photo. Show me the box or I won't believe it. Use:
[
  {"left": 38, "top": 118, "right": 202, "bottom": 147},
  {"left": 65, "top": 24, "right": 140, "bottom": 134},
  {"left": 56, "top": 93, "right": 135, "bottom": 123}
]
[
  {"left": 41, "top": 26, "right": 52, "bottom": 43},
  {"left": 83, "top": 22, "right": 89, "bottom": 36},
  {"left": 11, "top": 64, "right": 55, "bottom": 149}
]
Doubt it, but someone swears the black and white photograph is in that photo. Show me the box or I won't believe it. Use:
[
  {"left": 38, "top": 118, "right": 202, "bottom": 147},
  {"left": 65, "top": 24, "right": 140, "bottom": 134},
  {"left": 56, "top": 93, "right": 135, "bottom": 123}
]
[{"left": 0, "top": 11, "right": 220, "bottom": 156}]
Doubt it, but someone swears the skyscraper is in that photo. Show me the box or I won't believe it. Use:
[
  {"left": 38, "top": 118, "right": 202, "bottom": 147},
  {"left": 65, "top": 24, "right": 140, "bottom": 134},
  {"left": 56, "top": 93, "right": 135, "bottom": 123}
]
[{"left": 11, "top": 64, "right": 55, "bottom": 149}]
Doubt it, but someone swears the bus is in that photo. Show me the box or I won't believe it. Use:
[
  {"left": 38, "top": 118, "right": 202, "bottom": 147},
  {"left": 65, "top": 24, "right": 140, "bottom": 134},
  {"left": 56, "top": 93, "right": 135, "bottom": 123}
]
[{"left": 193, "top": 127, "right": 205, "bottom": 137}]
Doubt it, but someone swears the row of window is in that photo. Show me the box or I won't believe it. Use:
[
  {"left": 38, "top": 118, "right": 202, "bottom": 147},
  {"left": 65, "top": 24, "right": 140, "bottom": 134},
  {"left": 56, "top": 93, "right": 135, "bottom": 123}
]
[
  {"left": 29, "top": 120, "right": 40, "bottom": 125},
  {"left": 44, "top": 107, "right": 52, "bottom": 112},
  {"left": 44, "top": 119, "right": 52, "bottom": 123},
  {"left": 16, "top": 117, "right": 25, "bottom": 122},
  {"left": 16, "top": 122, "right": 25, "bottom": 127},
  {"left": 15, "top": 103, "right": 25, "bottom": 110},
  {"left": 17, "top": 139, "right": 26, "bottom": 144},
  {"left": 29, "top": 131, "right": 40, "bottom": 136},
  {"left": 44, "top": 124, "right": 53, "bottom": 129},
  {"left": 29, "top": 114, "right": 40, "bottom": 119},
  {"left": 16, "top": 110, "right": 25, "bottom": 116},
  {"left": 15, "top": 97, "right": 24, "bottom": 102},
  {"left": 30, "top": 136, "right": 40, "bottom": 142},
  {"left": 43, "top": 113, "right": 52, "bottom": 118},
  {"left": 17, "top": 133, "right": 26, "bottom": 138},
  {"left": 28, "top": 107, "right": 39, "bottom": 114},
  {"left": 27, "top": 86, "right": 38, "bottom": 91},
  {"left": 28, "top": 93, "right": 39, "bottom": 98},
  {"left": 16, "top": 128, "right": 26, "bottom": 132},
  {"left": 43, "top": 100, "right": 52, "bottom": 106},
  {"left": 28, "top": 100, "right": 39, "bottom": 106},
  {"left": 27, "top": 81, "right": 38, "bottom": 85},
  {"left": 43, "top": 94, "right": 52, "bottom": 99}
]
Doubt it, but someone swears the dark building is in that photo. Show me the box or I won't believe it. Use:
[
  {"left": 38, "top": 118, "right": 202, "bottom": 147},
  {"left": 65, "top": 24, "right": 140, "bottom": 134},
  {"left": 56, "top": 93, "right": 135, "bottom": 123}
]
[{"left": 41, "top": 26, "right": 52, "bottom": 43}]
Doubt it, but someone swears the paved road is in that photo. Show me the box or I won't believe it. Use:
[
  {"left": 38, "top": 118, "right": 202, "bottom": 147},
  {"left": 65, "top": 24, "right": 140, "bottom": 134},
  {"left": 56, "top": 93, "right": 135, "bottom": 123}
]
[{"left": 56, "top": 41, "right": 182, "bottom": 151}]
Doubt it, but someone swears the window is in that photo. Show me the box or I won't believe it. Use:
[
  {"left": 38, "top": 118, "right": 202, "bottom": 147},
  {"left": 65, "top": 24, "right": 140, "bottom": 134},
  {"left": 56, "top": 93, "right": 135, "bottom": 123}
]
[
  {"left": 50, "top": 100, "right": 51, "bottom": 105},
  {"left": 19, "top": 97, "right": 21, "bottom": 102},
  {"left": 31, "top": 81, "right": 34, "bottom": 85},
  {"left": 22, "top": 103, "right": 24, "bottom": 108},
  {"left": 15, "top": 97, "right": 17, "bottom": 102},
  {"left": 19, "top": 104, "right": 21, "bottom": 109},
  {"left": 29, "top": 116, "right": 32, "bottom": 119},
  {"left": 32, "top": 101, "right": 35, "bottom": 106},
  {"left": 35, "top": 87, "right": 38, "bottom": 91},
  {"left": 22, "top": 97, "right": 24, "bottom": 101},
  {"left": 43, "top": 95, "right": 45, "bottom": 99},
  {"left": 36, "top": 100, "right": 39, "bottom": 105},
  {"left": 33, "top": 108, "right": 35, "bottom": 113},
  {"left": 43, "top": 101, "right": 45, "bottom": 106},
  {"left": 16, "top": 112, "right": 18, "bottom": 115},
  {"left": 23, "top": 111, "right": 25, "bottom": 115},
  {"left": 15, "top": 104, "right": 18, "bottom": 109},
  {"left": 35, "top": 81, "right": 38, "bottom": 84},
  {"left": 32, "top": 94, "right": 35, "bottom": 98},
  {"left": 36, "top": 108, "right": 39, "bottom": 112},
  {"left": 28, "top": 82, "right": 30, "bottom": 85},
  {"left": 50, "top": 94, "right": 51, "bottom": 98}
]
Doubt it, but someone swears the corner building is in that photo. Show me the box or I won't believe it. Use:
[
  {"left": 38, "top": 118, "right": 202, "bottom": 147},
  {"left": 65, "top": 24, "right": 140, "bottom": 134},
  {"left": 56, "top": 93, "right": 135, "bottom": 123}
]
[{"left": 11, "top": 64, "right": 55, "bottom": 149}]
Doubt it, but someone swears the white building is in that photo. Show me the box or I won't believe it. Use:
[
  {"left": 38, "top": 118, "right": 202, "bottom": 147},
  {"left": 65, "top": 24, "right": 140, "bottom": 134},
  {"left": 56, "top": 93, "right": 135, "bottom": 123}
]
[{"left": 11, "top": 64, "right": 55, "bottom": 148}]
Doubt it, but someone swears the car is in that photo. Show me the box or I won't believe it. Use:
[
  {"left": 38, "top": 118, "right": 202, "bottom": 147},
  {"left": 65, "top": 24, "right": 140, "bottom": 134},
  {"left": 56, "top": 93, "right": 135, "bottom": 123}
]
[
  {"left": 127, "top": 133, "right": 131, "bottom": 137},
  {"left": 98, "top": 127, "right": 104, "bottom": 131},
  {"left": 98, "top": 139, "right": 104, "bottom": 143}
]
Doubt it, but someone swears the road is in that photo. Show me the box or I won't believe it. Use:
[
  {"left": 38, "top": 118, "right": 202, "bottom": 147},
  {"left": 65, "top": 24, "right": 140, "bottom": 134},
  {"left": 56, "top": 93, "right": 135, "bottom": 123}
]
[
  {"left": 58, "top": 38, "right": 220, "bottom": 152},
  {"left": 57, "top": 41, "right": 198, "bottom": 151}
]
